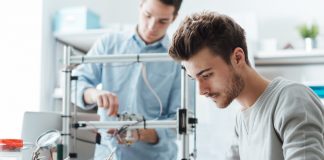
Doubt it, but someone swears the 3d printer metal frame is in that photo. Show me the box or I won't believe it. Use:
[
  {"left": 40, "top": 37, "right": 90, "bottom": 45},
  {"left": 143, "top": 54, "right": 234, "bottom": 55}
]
[{"left": 62, "top": 46, "right": 197, "bottom": 160}]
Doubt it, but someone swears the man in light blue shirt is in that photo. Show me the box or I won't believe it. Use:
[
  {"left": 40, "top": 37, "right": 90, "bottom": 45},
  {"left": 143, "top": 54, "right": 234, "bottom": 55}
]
[{"left": 72, "top": 0, "right": 183, "bottom": 159}]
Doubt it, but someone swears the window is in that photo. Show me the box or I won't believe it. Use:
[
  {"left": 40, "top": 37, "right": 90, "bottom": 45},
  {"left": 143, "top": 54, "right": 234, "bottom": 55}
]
[{"left": 0, "top": 0, "right": 42, "bottom": 138}]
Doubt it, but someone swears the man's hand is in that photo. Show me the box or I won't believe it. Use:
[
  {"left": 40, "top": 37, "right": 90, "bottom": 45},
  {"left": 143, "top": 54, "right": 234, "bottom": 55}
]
[
  {"left": 84, "top": 88, "right": 119, "bottom": 116},
  {"left": 137, "top": 129, "right": 159, "bottom": 144}
]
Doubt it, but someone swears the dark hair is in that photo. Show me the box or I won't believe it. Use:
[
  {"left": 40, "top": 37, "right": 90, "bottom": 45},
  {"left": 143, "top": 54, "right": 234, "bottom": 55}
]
[
  {"left": 159, "top": 0, "right": 182, "bottom": 15},
  {"left": 169, "top": 11, "right": 250, "bottom": 66}
]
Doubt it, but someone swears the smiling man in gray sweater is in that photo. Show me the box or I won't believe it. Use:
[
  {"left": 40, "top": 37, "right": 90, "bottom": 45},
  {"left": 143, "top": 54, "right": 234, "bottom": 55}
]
[{"left": 169, "top": 11, "right": 324, "bottom": 160}]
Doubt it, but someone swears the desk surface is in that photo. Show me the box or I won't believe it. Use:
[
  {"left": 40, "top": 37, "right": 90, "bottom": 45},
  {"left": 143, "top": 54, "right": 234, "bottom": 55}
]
[{"left": 0, "top": 151, "right": 22, "bottom": 159}]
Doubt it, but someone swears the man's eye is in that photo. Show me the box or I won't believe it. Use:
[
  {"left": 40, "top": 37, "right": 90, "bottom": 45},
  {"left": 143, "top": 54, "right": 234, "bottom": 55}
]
[
  {"left": 159, "top": 20, "right": 168, "bottom": 24},
  {"left": 145, "top": 14, "right": 151, "bottom": 18},
  {"left": 202, "top": 73, "right": 212, "bottom": 79}
]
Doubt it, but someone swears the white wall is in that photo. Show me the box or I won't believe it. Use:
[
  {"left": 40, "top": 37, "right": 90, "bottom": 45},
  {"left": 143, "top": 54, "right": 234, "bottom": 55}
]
[
  {"left": 0, "top": 0, "right": 42, "bottom": 138},
  {"left": 256, "top": 64, "right": 324, "bottom": 83}
]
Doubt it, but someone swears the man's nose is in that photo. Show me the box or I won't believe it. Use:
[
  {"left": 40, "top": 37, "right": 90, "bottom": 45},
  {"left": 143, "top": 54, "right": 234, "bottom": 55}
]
[
  {"left": 198, "top": 81, "right": 209, "bottom": 96},
  {"left": 148, "top": 19, "right": 157, "bottom": 30}
]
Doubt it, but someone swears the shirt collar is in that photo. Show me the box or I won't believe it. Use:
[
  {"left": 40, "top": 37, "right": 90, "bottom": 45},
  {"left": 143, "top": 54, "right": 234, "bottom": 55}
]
[{"left": 129, "top": 26, "right": 169, "bottom": 49}]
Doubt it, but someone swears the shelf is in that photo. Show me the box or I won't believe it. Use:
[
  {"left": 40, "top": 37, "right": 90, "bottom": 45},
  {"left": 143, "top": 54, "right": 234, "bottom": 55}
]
[
  {"left": 54, "top": 29, "right": 110, "bottom": 52},
  {"left": 255, "top": 49, "right": 324, "bottom": 58},
  {"left": 255, "top": 49, "right": 324, "bottom": 66},
  {"left": 55, "top": 29, "right": 324, "bottom": 66}
]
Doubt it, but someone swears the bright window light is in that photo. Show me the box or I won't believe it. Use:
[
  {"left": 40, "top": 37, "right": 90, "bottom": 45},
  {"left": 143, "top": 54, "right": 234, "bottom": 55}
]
[{"left": 0, "top": 0, "right": 42, "bottom": 138}]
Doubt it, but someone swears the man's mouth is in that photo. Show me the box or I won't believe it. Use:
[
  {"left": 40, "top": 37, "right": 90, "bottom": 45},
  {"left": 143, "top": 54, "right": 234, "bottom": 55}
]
[{"left": 147, "top": 31, "right": 157, "bottom": 37}]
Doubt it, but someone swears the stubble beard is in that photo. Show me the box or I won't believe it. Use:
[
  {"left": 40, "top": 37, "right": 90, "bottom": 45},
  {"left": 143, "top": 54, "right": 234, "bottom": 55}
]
[{"left": 216, "top": 72, "right": 244, "bottom": 108}]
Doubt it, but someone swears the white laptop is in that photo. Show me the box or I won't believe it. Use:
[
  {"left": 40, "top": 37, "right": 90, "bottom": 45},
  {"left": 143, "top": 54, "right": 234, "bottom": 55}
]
[{"left": 21, "top": 111, "right": 99, "bottom": 160}]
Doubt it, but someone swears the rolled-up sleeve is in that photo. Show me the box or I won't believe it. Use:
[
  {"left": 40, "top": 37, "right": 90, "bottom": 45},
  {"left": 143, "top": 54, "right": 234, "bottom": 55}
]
[{"left": 71, "top": 36, "right": 107, "bottom": 110}]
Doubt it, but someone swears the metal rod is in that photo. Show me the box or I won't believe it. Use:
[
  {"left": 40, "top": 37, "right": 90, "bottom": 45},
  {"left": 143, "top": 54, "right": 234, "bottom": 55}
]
[
  {"left": 69, "top": 53, "right": 172, "bottom": 64},
  {"left": 181, "top": 67, "right": 190, "bottom": 159},
  {"left": 193, "top": 81, "right": 197, "bottom": 160},
  {"left": 62, "top": 48, "right": 195, "bottom": 159},
  {"left": 62, "top": 45, "right": 72, "bottom": 158},
  {"left": 77, "top": 120, "right": 177, "bottom": 130}
]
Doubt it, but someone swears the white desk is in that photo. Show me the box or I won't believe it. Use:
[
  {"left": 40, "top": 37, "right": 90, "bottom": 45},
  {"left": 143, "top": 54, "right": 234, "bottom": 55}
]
[{"left": 0, "top": 151, "right": 22, "bottom": 160}]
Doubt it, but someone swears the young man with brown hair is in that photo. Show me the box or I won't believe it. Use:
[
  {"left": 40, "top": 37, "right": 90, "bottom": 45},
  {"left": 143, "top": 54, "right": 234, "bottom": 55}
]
[
  {"left": 169, "top": 11, "right": 324, "bottom": 160},
  {"left": 72, "top": 0, "right": 183, "bottom": 159}
]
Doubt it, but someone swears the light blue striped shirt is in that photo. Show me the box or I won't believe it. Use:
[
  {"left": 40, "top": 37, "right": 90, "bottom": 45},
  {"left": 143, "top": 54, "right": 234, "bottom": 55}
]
[{"left": 72, "top": 29, "right": 181, "bottom": 160}]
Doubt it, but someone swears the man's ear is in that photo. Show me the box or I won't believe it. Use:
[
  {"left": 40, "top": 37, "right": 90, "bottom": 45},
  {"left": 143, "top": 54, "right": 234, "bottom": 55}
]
[{"left": 231, "top": 47, "right": 246, "bottom": 67}]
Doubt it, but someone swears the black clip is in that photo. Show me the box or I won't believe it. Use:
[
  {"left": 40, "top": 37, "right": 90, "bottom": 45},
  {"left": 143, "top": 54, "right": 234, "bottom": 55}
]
[
  {"left": 143, "top": 116, "right": 146, "bottom": 129},
  {"left": 81, "top": 56, "right": 85, "bottom": 63}
]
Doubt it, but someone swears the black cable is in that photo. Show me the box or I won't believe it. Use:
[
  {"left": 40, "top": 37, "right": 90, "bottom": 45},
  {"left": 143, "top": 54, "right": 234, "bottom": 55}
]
[{"left": 117, "top": 119, "right": 143, "bottom": 135}]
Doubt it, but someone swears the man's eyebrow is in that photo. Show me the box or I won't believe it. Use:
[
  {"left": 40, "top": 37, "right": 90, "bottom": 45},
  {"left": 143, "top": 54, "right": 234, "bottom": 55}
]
[
  {"left": 144, "top": 11, "right": 152, "bottom": 16},
  {"left": 181, "top": 66, "right": 211, "bottom": 79},
  {"left": 160, "top": 18, "right": 171, "bottom": 22},
  {"left": 196, "top": 68, "right": 212, "bottom": 77}
]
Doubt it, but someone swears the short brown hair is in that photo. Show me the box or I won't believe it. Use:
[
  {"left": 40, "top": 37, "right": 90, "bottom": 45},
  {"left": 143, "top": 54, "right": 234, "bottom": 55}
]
[
  {"left": 169, "top": 11, "right": 250, "bottom": 66},
  {"left": 159, "top": 0, "right": 182, "bottom": 15},
  {"left": 143, "top": 0, "right": 182, "bottom": 15}
]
